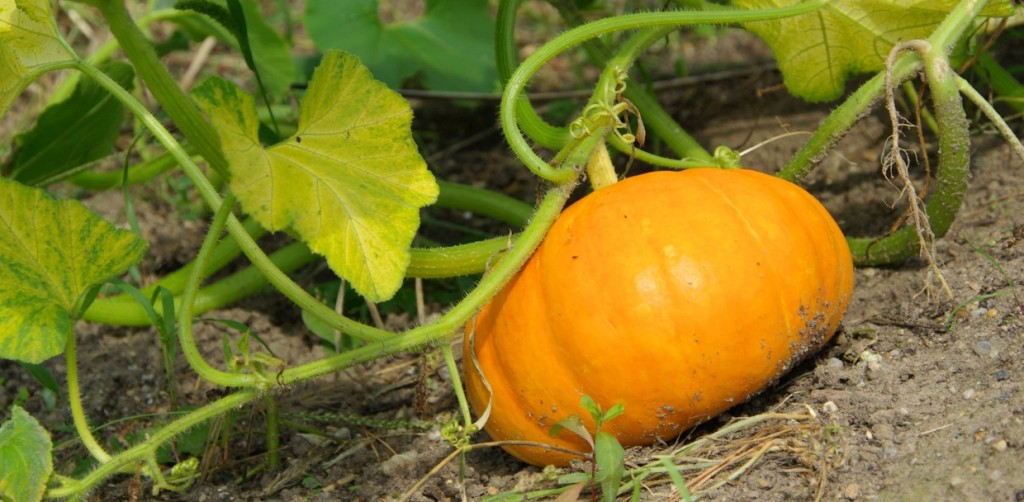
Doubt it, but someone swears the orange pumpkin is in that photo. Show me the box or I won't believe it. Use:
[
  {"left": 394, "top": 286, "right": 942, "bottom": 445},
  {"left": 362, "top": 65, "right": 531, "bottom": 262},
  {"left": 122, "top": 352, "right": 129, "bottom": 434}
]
[{"left": 463, "top": 168, "right": 854, "bottom": 467}]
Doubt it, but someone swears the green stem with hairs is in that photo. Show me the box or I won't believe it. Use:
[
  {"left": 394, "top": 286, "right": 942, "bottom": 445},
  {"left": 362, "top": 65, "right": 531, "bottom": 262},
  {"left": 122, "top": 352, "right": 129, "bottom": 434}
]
[
  {"left": 47, "top": 390, "right": 260, "bottom": 498},
  {"left": 435, "top": 181, "right": 533, "bottom": 228},
  {"left": 83, "top": 236, "right": 521, "bottom": 326},
  {"left": 843, "top": 0, "right": 986, "bottom": 265},
  {"left": 501, "top": 0, "right": 828, "bottom": 181},
  {"left": 495, "top": 0, "right": 572, "bottom": 149},
  {"left": 956, "top": 74, "right": 1024, "bottom": 163},
  {"left": 442, "top": 342, "right": 474, "bottom": 431},
  {"left": 91, "top": 1, "right": 228, "bottom": 176},
  {"left": 777, "top": 0, "right": 990, "bottom": 183},
  {"left": 546, "top": 2, "right": 713, "bottom": 162},
  {"left": 64, "top": 328, "right": 113, "bottom": 464},
  {"left": 176, "top": 194, "right": 259, "bottom": 387},
  {"left": 847, "top": 47, "right": 971, "bottom": 265}
]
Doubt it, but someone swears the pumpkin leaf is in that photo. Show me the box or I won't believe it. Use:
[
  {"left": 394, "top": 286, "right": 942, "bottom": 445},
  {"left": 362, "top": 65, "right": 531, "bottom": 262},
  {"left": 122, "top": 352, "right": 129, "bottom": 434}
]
[
  {"left": 192, "top": 51, "right": 438, "bottom": 302},
  {"left": 0, "top": 177, "right": 148, "bottom": 364},
  {"left": 734, "top": 0, "right": 1014, "bottom": 101},
  {"left": 7, "top": 61, "right": 134, "bottom": 186},
  {"left": 0, "top": 0, "right": 76, "bottom": 118},
  {"left": 304, "top": 0, "right": 497, "bottom": 92},
  {"left": 0, "top": 406, "right": 53, "bottom": 502}
]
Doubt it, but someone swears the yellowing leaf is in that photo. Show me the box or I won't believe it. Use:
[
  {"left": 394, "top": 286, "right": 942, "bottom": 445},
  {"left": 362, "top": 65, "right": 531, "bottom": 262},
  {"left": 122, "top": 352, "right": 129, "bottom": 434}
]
[
  {"left": 735, "top": 0, "right": 1014, "bottom": 101},
  {"left": 0, "top": 177, "right": 147, "bottom": 363},
  {"left": 0, "top": 0, "right": 76, "bottom": 117},
  {"left": 193, "top": 51, "right": 439, "bottom": 302}
]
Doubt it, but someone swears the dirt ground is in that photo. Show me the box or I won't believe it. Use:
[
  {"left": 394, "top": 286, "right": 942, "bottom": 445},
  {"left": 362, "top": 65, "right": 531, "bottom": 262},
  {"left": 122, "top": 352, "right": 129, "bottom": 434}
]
[{"left": 2, "top": 22, "right": 1024, "bottom": 502}]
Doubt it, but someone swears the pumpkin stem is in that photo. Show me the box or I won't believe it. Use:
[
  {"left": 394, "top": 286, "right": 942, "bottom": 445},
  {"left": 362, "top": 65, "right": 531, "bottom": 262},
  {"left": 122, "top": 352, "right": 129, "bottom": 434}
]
[{"left": 586, "top": 140, "right": 619, "bottom": 190}]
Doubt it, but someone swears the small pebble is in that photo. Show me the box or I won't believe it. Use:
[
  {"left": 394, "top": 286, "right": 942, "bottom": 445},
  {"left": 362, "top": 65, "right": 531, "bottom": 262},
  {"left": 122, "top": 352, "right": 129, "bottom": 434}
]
[
  {"left": 974, "top": 340, "right": 993, "bottom": 356},
  {"left": 844, "top": 483, "right": 861, "bottom": 500},
  {"left": 992, "top": 439, "right": 1008, "bottom": 452},
  {"left": 970, "top": 307, "right": 988, "bottom": 319},
  {"left": 381, "top": 451, "right": 419, "bottom": 476},
  {"left": 826, "top": 357, "right": 844, "bottom": 370},
  {"left": 949, "top": 476, "right": 965, "bottom": 487},
  {"left": 996, "top": 369, "right": 1008, "bottom": 381},
  {"left": 963, "top": 389, "right": 976, "bottom": 400},
  {"left": 823, "top": 401, "right": 839, "bottom": 414}
]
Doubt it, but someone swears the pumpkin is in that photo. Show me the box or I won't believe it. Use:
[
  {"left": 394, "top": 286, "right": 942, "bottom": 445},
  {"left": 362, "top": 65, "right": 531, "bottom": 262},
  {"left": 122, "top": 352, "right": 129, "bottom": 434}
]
[{"left": 463, "top": 168, "right": 854, "bottom": 467}]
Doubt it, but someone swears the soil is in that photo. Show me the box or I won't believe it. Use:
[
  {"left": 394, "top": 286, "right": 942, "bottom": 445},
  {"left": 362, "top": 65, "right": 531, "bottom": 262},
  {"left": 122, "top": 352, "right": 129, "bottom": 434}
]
[{"left": 2, "top": 19, "right": 1024, "bottom": 502}]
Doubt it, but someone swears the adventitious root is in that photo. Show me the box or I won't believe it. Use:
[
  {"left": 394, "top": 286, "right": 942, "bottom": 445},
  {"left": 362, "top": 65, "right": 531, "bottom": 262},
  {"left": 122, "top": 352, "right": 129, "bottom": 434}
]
[{"left": 882, "top": 40, "right": 954, "bottom": 300}]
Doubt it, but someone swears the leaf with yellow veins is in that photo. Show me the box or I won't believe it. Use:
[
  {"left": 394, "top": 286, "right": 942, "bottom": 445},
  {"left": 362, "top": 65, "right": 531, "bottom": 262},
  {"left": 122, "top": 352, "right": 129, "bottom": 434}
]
[
  {"left": 194, "top": 50, "right": 439, "bottom": 302},
  {"left": 0, "top": 177, "right": 147, "bottom": 363}
]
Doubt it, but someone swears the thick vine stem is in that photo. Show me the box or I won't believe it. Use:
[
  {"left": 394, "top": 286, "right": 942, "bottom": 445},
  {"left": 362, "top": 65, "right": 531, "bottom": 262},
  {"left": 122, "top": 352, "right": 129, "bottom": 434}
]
[
  {"left": 500, "top": 1, "right": 828, "bottom": 182},
  {"left": 93, "top": 1, "right": 228, "bottom": 176},
  {"left": 844, "top": 0, "right": 986, "bottom": 266},
  {"left": 435, "top": 181, "right": 533, "bottom": 228},
  {"left": 778, "top": 0, "right": 992, "bottom": 183},
  {"left": 848, "top": 47, "right": 971, "bottom": 267}
]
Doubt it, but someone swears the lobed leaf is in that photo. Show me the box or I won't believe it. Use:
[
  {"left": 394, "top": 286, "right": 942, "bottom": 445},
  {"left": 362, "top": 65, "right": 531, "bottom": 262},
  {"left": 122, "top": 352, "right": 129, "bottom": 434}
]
[
  {"left": 734, "top": 0, "right": 1014, "bottom": 101},
  {"left": 0, "top": 406, "right": 53, "bottom": 502},
  {"left": 0, "top": 177, "right": 147, "bottom": 363},
  {"left": 0, "top": 0, "right": 76, "bottom": 118},
  {"left": 193, "top": 50, "right": 438, "bottom": 302}
]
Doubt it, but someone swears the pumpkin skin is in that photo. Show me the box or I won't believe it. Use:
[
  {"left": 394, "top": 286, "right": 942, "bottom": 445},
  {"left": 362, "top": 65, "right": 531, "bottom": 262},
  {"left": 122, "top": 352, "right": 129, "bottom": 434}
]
[{"left": 463, "top": 168, "right": 854, "bottom": 467}]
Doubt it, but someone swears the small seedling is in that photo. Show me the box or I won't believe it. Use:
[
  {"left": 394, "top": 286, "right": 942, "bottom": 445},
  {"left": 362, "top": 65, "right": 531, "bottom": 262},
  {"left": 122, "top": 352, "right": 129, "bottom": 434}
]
[{"left": 549, "top": 396, "right": 626, "bottom": 502}]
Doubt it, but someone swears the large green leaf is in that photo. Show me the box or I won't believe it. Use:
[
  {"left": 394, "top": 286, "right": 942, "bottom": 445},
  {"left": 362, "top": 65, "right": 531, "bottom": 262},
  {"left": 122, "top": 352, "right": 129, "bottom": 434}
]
[
  {"left": 0, "top": 406, "right": 53, "bottom": 502},
  {"left": 734, "top": 0, "right": 1014, "bottom": 101},
  {"left": 7, "top": 62, "right": 134, "bottom": 186},
  {"left": 304, "top": 0, "right": 497, "bottom": 92},
  {"left": 0, "top": 0, "right": 76, "bottom": 118},
  {"left": 0, "top": 177, "right": 147, "bottom": 363},
  {"left": 193, "top": 50, "right": 439, "bottom": 302}
]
